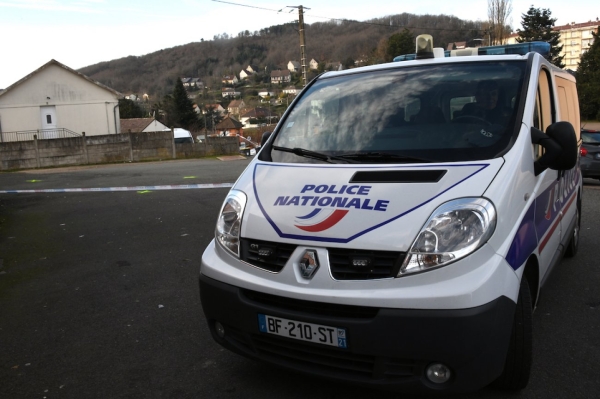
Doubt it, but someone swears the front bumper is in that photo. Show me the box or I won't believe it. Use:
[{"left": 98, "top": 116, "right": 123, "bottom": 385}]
[{"left": 199, "top": 273, "right": 515, "bottom": 393}]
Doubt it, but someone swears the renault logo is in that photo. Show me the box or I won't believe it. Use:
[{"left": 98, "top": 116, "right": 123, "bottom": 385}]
[{"left": 299, "top": 250, "right": 319, "bottom": 279}]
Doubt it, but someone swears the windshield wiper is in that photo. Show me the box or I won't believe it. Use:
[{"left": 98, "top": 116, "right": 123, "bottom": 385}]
[
  {"left": 335, "top": 152, "right": 432, "bottom": 163},
  {"left": 272, "top": 146, "right": 357, "bottom": 163}
]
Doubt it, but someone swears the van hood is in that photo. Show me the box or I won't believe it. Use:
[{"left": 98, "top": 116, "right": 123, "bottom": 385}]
[{"left": 236, "top": 160, "right": 503, "bottom": 250}]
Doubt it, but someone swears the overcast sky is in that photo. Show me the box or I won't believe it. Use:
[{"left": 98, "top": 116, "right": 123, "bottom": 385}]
[{"left": 0, "top": 0, "right": 597, "bottom": 88}]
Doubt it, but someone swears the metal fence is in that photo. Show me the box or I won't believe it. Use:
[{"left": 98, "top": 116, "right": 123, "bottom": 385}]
[{"left": 0, "top": 128, "right": 82, "bottom": 143}]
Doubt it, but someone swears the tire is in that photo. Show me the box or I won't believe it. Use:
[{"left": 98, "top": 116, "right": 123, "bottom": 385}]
[
  {"left": 564, "top": 204, "right": 580, "bottom": 258},
  {"left": 492, "top": 276, "right": 533, "bottom": 391}
]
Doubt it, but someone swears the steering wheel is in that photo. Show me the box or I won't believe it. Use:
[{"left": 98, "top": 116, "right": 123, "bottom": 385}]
[{"left": 452, "top": 115, "right": 492, "bottom": 126}]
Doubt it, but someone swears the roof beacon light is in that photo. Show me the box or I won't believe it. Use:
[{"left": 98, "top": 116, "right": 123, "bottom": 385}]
[{"left": 415, "top": 34, "right": 434, "bottom": 60}]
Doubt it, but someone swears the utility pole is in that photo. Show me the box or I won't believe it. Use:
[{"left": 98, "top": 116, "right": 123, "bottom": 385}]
[{"left": 289, "top": 5, "right": 310, "bottom": 87}]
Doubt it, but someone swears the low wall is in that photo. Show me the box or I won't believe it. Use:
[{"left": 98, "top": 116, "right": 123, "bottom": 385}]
[{"left": 0, "top": 131, "right": 239, "bottom": 171}]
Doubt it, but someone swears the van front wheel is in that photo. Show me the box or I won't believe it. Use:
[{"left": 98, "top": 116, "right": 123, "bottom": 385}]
[{"left": 492, "top": 276, "right": 532, "bottom": 391}]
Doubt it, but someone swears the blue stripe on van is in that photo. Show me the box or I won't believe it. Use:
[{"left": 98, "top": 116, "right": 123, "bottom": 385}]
[
  {"left": 506, "top": 203, "right": 538, "bottom": 270},
  {"left": 506, "top": 168, "right": 580, "bottom": 270}
]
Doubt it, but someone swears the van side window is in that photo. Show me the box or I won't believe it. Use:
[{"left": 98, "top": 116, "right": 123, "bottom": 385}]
[
  {"left": 533, "top": 94, "right": 542, "bottom": 160},
  {"left": 556, "top": 76, "right": 581, "bottom": 135},
  {"left": 533, "top": 95, "right": 541, "bottom": 130},
  {"left": 538, "top": 69, "right": 554, "bottom": 131},
  {"left": 533, "top": 69, "right": 555, "bottom": 160},
  {"left": 557, "top": 86, "right": 570, "bottom": 123}
]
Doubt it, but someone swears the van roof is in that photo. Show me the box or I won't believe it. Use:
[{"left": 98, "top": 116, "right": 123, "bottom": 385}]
[
  {"left": 320, "top": 54, "right": 527, "bottom": 80},
  {"left": 173, "top": 128, "right": 191, "bottom": 138}
]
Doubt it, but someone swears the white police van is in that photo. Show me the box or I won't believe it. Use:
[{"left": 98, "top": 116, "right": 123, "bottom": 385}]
[{"left": 200, "top": 36, "right": 581, "bottom": 393}]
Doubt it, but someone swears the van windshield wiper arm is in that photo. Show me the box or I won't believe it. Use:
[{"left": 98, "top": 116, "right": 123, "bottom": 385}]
[
  {"left": 272, "top": 146, "right": 357, "bottom": 163},
  {"left": 336, "top": 152, "right": 432, "bottom": 163}
]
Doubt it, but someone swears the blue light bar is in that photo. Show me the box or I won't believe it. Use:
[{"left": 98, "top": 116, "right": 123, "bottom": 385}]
[
  {"left": 394, "top": 54, "right": 416, "bottom": 61},
  {"left": 478, "top": 42, "right": 550, "bottom": 56},
  {"left": 394, "top": 41, "right": 550, "bottom": 62}
]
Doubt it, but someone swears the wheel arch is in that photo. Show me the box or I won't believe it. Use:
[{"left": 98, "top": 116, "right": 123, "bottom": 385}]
[{"left": 523, "top": 256, "right": 539, "bottom": 309}]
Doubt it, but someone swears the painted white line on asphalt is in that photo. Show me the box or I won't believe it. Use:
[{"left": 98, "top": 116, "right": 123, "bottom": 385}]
[{"left": 0, "top": 183, "right": 234, "bottom": 194}]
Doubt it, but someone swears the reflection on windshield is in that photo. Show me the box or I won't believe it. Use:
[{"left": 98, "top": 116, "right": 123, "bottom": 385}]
[{"left": 271, "top": 62, "right": 526, "bottom": 164}]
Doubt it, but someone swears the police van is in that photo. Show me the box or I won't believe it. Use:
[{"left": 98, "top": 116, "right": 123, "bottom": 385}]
[{"left": 199, "top": 35, "right": 581, "bottom": 393}]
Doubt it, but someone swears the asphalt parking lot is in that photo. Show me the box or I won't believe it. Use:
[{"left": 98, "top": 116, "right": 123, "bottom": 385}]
[{"left": 1, "top": 159, "right": 599, "bottom": 398}]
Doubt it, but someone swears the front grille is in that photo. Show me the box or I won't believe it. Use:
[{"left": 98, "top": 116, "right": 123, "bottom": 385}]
[
  {"left": 223, "top": 326, "right": 418, "bottom": 382},
  {"left": 239, "top": 238, "right": 405, "bottom": 280},
  {"left": 242, "top": 289, "right": 379, "bottom": 319},
  {"left": 240, "top": 238, "right": 296, "bottom": 272},
  {"left": 328, "top": 248, "right": 405, "bottom": 280}
]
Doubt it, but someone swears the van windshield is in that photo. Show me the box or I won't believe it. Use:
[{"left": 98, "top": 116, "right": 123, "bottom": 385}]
[{"left": 270, "top": 61, "right": 526, "bottom": 164}]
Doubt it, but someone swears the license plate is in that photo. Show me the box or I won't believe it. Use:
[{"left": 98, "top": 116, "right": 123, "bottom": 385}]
[{"left": 258, "top": 314, "right": 347, "bottom": 348}]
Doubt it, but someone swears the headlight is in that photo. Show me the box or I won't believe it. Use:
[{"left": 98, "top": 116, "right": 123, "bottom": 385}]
[
  {"left": 399, "top": 198, "right": 496, "bottom": 276},
  {"left": 216, "top": 190, "right": 247, "bottom": 257}
]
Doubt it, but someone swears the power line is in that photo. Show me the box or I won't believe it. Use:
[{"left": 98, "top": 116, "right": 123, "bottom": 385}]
[{"left": 211, "top": 0, "right": 281, "bottom": 13}]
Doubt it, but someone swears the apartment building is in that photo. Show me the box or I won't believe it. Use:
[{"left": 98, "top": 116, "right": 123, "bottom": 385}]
[
  {"left": 556, "top": 20, "right": 599, "bottom": 70},
  {"left": 506, "top": 19, "right": 599, "bottom": 70}
]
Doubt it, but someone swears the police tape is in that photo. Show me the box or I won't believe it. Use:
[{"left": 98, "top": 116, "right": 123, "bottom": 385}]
[{"left": 0, "top": 183, "right": 234, "bottom": 194}]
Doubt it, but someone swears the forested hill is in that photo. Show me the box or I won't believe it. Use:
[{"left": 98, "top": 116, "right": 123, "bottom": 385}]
[{"left": 79, "top": 12, "right": 487, "bottom": 98}]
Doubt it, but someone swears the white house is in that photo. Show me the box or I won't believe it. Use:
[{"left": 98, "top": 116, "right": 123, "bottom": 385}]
[
  {"left": 288, "top": 61, "right": 301, "bottom": 72},
  {"left": 227, "top": 99, "right": 246, "bottom": 116},
  {"left": 222, "top": 88, "right": 241, "bottom": 98},
  {"left": 0, "top": 59, "right": 122, "bottom": 141},
  {"left": 239, "top": 69, "right": 252, "bottom": 80},
  {"left": 182, "top": 77, "right": 203, "bottom": 89},
  {"left": 222, "top": 75, "right": 239, "bottom": 85},
  {"left": 283, "top": 86, "right": 301, "bottom": 95},
  {"left": 309, "top": 59, "right": 320, "bottom": 70},
  {"left": 270, "top": 70, "right": 291, "bottom": 84}
]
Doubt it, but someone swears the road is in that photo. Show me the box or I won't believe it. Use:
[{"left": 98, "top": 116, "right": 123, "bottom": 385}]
[{"left": 0, "top": 159, "right": 599, "bottom": 399}]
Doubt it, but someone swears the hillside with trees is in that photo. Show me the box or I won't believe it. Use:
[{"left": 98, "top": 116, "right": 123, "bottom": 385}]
[{"left": 79, "top": 12, "right": 489, "bottom": 99}]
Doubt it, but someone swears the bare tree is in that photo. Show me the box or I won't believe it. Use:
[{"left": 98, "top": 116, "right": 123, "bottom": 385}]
[{"left": 488, "top": 0, "right": 513, "bottom": 45}]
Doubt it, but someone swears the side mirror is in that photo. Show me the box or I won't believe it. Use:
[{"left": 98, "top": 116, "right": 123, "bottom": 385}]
[
  {"left": 260, "top": 131, "right": 272, "bottom": 146},
  {"left": 531, "top": 121, "right": 577, "bottom": 176}
]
